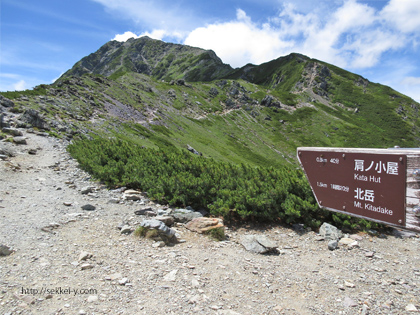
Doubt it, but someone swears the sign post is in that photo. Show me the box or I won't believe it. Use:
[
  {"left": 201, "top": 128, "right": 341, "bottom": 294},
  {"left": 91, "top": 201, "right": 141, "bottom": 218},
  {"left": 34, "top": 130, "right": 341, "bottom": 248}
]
[{"left": 297, "top": 147, "right": 420, "bottom": 233}]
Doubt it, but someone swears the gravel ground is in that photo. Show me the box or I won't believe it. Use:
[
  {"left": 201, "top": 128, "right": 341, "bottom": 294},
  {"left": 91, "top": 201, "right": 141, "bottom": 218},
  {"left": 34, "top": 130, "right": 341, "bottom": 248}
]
[{"left": 1, "top": 131, "right": 420, "bottom": 315}]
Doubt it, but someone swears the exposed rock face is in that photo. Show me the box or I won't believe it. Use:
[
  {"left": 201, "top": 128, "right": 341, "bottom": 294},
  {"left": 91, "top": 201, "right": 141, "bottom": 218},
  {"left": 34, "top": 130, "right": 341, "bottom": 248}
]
[
  {"left": 0, "top": 113, "right": 5, "bottom": 128},
  {"left": 2, "top": 128, "right": 23, "bottom": 136},
  {"left": 19, "top": 109, "right": 50, "bottom": 130},
  {"left": 0, "top": 95, "right": 14, "bottom": 108},
  {"left": 13, "top": 136, "right": 27, "bottom": 145},
  {"left": 61, "top": 36, "right": 233, "bottom": 82}
]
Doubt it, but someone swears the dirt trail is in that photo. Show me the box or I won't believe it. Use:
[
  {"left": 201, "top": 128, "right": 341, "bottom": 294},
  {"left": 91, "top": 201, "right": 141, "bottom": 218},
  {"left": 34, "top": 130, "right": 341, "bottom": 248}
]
[{"left": 1, "top": 132, "right": 420, "bottom": 315}]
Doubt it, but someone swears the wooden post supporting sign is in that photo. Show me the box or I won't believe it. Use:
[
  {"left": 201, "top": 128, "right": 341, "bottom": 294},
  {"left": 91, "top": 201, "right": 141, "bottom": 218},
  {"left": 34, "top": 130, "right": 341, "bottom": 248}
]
[{"left": 297, "top": 147, "right": 420, "bottom": 233}]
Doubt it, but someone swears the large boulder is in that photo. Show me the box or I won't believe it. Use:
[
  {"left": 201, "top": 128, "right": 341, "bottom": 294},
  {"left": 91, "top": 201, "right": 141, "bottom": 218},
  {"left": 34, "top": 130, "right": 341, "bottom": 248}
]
[
  {"left": 19, "top": 109, "right": 50, "bottom": 130},
  {"left": 2, "top": 127, "right": 23, "bottom": 136},
  {"left": 187, "top": 145, "right": 202, "bottom": 156},
  {"left": 0, "top": 113, "right": 5, "bottom": 128},
  {"left": 261, "top": 95, "right": 273, "bottom": 107},
  {"left": 185, "top": 217, "right": 223, "bottom": 233},
  {"left": 0, "top": 95, "right": 14, "bottom": 108},
  {"left": 172, "top": 208, "right": 203, "bottom": 223},
  {"left": 139, "top": 219, "right": 177, "bottom": 243},
  {"left": 319, "top": 222, "right": 343, "bottom": 241},
  {"left": 13, "top": 136, "right": 27, "bottom": 145},
  {"left": 240, "top": 235, "right": 278, "bottom": 254}
]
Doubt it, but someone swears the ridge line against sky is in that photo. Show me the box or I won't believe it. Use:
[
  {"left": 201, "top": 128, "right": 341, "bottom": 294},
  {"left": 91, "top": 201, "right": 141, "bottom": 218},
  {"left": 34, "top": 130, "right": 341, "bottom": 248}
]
[{"left": 1, "top": 0, "right": 420, "bottom": 101}]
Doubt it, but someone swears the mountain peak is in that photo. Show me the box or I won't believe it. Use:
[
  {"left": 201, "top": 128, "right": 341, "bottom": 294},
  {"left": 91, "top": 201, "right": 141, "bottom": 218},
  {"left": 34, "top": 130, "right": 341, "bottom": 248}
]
[{"left": 61, "top": 37, "right": 233, "bottom": 82}]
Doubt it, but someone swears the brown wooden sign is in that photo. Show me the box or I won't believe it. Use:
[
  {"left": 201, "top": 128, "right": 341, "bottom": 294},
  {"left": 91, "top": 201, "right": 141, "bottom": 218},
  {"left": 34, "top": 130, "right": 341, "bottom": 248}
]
[{"left": 297, "top": 147, "right": 420, "bottom": 232}]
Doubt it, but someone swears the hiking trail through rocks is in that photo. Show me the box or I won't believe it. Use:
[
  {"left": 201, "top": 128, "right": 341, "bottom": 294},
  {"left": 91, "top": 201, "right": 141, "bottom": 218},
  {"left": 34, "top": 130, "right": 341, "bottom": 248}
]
[{"left": 1, "top": 132, "right": 420, "bottom": 315}]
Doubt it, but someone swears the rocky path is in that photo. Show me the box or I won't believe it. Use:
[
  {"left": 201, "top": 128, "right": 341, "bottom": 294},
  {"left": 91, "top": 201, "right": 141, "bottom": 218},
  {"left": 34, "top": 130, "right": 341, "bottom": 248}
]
[{"left": 1, "top": 131, "right": 420, "bottom": 315}]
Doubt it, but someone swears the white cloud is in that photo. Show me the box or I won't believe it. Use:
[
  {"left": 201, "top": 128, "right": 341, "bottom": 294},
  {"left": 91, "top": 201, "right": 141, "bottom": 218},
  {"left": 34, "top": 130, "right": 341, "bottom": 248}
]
[
  {"left": 381, "top": 0, "right": 420, "bottom": 33},
  {"left": 184, "top": 0, "right": 416, "bottom": 72},
  {"left": 401, "top": 76, "right": 420, "bottom": 86},
  {"left": 184, "top": 9, "right": 294, "bottom": 68},
  {"left": 13, "top": 80, "right": 27, "bottom": 91},
  {"left": 397, "top": 83, "right": 420, "bottom": 102},
  {"left": 343, "top": 29, "right": 405, "bottom": 68},
  {"left": 113, "top": 29, "right": 183, "bottom": 42},
  {"left": 91, "top": 0, "right": 196, "bottom": 35},
  {"left": 0, "top": 73, "right": 20, "bottom": 79},
  {"left": 113, "top": 31, "right": 140, "bottom": 42}
]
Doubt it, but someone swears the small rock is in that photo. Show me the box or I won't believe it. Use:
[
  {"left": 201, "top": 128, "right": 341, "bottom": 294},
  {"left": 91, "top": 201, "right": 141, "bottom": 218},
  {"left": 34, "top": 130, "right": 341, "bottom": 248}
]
[
  {"left": 81, "top": 204, "right": 96, "bottom": 211},
  {"left": 319, "top": 222, "right": 343, "bottom": 241},
  {"left": 78, "top": 251, "right": 93, "bottom": 261},
  {"left": 365, "top": 251, "right": 375, "bottom": 257},
  {"left": 80, "top": 263, "right": 94, "bottom": 270},
  {"left": 13, "top": 136, "right": 27, "bottom": 145},
  {"left": 134, "top": 207, "right": 153, "bottom": 215},
  {"left": 155, "top": 216, "right": 175, "bottom": 226},
  {"left": 345, "top": 281, "right": 355, "bottom": 288},
  {"left": 348, "top": 241, "right": 359, "bottom": 248},
  {"left": 87, "top": 295, "right": 98, "bottom": 303},
  {"left": 0, "top": 244, "right": 14, "bottom": 256},
  {"left": 152, "top": 241, "right": 166, "bottom": 248},
  {"left": 107, "top": 198, "right": 120, "bottom": 204},
  {"left": 393, "top": 229, "right": 418, "bottom": 239},
  {"left": 21, "top": 295, "right": 36, "bottom": 305},
  {"left": 361, "top": 304, "right": 369, "bottom": 315},
  {"left": 218, "top": 311, "right": 242, "bottom": 315},
  {"left": 240, "top": 235, "right": 277, "bottom": 254},
  {"left": 163, "top": 269, "right": 178, "bottom": 282},
  {"left": 383, "top": 300, "right": 394, "bottom": 309},
  {"left": 350, "top": 234, "right": 363, "bottom": 241},
  {"left": 120, "top": 225, "right": 132, "bottom": 235},
  {"left": 328, "top": 240, "right": 338, "bottom": 251},
  {"left": 109, "top": 273, "right": 122, "bottom": 280},
  {"left": 80, "top": 186, "right": 94, "bottom": 194},
  {"left": 63, "top": 202, "right": 72, "bottom": 206},
  {"left": 118, "top": 278, "right": 129, "bottom": 285},
  {"left": 406, "top": 304, "right": 418, "bottom": 312},
  {"left": 343, "top": 296, "right": 358, "bottom": 307},
  {"left": 339, "top": 237, "right": 355, "bottom": 245},
  {"left": 123, "top": 189, "right": 142, "bottom": 201}
]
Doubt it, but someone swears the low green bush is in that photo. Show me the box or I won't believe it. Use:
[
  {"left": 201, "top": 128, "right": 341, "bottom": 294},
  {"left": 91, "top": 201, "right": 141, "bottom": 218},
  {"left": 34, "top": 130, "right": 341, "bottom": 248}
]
[{"left": 67, "top": 136, "right": 378, "bottom": 230}]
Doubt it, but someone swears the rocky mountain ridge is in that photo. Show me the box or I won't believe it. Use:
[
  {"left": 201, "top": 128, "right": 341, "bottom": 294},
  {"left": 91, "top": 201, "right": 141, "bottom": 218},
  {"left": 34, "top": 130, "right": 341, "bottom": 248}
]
[
  {"left": 62, "top": 36, "right": 233, "bottom": 82},
  {"left": 2, "top": 36, "right": 420, "bottom": 168}
]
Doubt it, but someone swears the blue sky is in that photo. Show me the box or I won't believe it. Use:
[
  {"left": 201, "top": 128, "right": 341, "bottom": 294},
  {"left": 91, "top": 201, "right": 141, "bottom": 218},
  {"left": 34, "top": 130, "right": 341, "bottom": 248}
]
[{"left": 1, "top": 0, "right": 420, "bottom": 101}]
